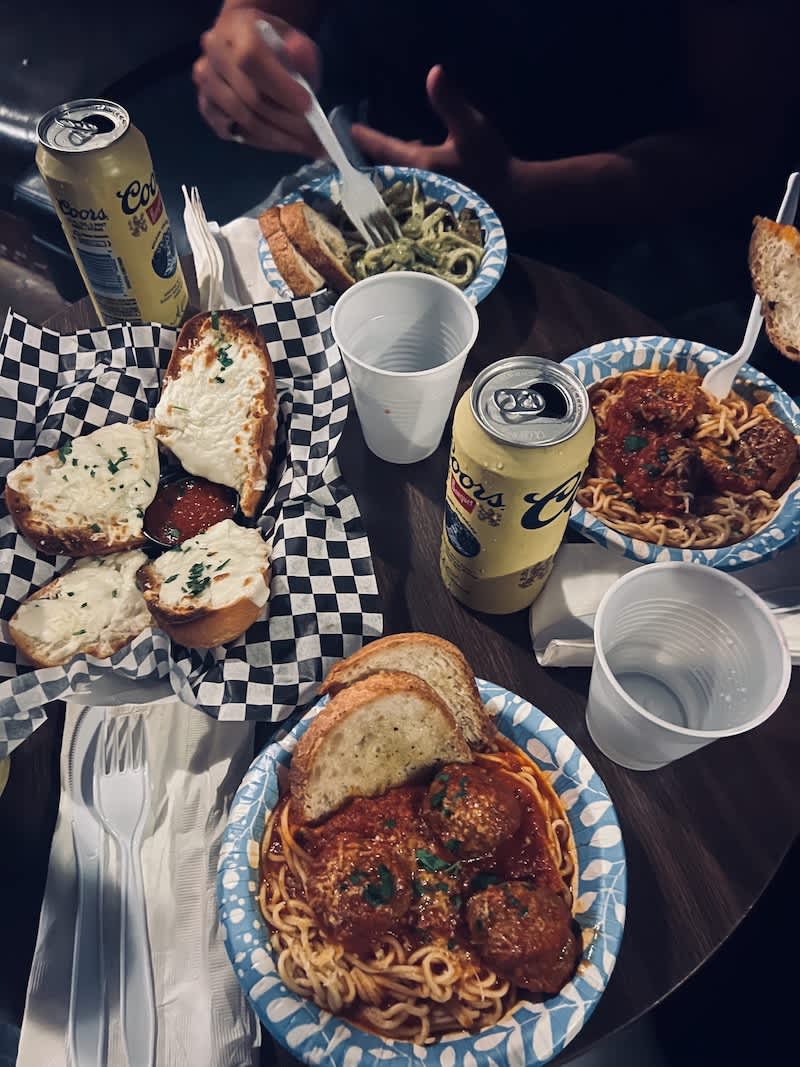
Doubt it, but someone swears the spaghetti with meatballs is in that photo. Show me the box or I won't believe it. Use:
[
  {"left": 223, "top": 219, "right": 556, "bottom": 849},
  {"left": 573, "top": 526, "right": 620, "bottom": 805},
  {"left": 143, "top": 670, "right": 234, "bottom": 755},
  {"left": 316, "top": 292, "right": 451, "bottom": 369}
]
[
  {"left": 258, "top": 664, "right": 579, "bottom": 1045},
  {"left": 576, "top": 367, "right": 800, "bottom": 548}
]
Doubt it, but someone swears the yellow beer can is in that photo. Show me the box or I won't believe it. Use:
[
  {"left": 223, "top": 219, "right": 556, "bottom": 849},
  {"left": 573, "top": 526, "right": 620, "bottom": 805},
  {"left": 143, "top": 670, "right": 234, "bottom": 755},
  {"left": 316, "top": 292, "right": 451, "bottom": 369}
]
[
  {"left": 440, "top": 356, "right": 595, "bottom": 614},
  {"left": 35, "top": 98, "right": 188, "bottom": 327}
]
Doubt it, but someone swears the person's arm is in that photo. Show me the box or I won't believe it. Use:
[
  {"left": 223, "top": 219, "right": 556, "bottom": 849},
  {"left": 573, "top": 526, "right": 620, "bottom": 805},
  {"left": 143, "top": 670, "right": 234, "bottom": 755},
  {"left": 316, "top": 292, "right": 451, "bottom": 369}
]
[
  {"left": 194, "top": 1, "right": 333, "bottom": 151},
  {"left": 503, "top": 0, "right": 800, "bottom": 229},
  {"left": 352, "top": 1, "right": 800, "bottom": 232}
]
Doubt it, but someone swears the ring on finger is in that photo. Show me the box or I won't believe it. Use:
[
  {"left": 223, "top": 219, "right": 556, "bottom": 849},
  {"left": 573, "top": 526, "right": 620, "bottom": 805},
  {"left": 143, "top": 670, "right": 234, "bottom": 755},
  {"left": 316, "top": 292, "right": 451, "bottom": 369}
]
[{"left": 227, "top": 119, "right": 246, "bottom": 144}]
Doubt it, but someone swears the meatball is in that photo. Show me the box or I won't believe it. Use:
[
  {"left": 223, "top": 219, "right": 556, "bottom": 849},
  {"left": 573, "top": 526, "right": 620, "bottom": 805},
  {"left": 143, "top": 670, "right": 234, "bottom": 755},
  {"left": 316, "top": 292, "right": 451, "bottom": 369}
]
[
  {"left": 737, "top": 420, "right": 798, "bottom": 493},
  {"left": 466, "top": 882, "right": 579, "bottom": 994},
  {"left": 621, "top": 370, "right": 706, "bottom": 433},
  {"left": 702, "top": 419, "right": 798, "bottom": 496},
  {"left": 423, "top": 764, "right": 522, "bottom": 859},
  {"left": 620, "top": 434, "right": 699, "bottom": 514},
  {"left": 306, "top": 834, "right": 413, "bottom": 951}
]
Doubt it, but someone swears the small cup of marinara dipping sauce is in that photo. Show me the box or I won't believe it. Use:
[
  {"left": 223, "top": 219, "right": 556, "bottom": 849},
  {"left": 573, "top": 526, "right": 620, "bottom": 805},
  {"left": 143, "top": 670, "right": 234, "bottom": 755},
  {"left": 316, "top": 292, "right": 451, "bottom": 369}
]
[{"left": 144, "top": 475, "right": 239, "bottom": 547}]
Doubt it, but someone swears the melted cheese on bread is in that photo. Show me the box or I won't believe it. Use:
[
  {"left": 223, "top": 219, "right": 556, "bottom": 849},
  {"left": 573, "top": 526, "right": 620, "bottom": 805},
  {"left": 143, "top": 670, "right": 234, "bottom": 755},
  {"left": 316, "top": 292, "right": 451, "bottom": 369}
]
[
  {"left": 153, "top": 325, "right": 269, "bottom": 494},
  {"left": 147, "top": 519, "right": 269, "bottom": 612},
  {"left": 10, "top": 550, "right": 151, "bottom": 664},
  {"left": 6, "top": 422, "right": 158, "bottom": 544}
]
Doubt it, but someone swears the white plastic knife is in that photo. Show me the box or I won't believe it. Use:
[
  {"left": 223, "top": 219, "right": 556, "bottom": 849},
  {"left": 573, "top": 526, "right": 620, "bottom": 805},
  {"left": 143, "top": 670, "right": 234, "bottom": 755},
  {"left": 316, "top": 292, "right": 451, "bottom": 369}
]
[{"left": 66, "top": 706, "right": 107, "bottom": 1067}]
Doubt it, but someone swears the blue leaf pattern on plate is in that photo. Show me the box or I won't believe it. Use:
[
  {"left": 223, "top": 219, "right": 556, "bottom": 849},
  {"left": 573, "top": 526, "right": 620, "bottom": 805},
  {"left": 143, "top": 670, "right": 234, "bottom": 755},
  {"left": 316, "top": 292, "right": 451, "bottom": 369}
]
[
  {"left": 258, "top": 166, "right": 507, "bottom": 305},
  {"left": 217, "top": 680, "right": 627, "bottom": 1066},
  {"left": 564, "top": 336, "right": 800, "bottom": 571}
]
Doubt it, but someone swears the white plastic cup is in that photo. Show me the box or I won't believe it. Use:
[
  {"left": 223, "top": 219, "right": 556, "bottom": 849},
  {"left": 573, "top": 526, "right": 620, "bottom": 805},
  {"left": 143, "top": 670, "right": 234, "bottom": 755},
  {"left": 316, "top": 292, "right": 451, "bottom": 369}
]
[
  {"left": 586, "top": 562, "right": 790, "bottom": 771},
  {"left": 331, "top": 272, "right": 479, "bottom": 464}
]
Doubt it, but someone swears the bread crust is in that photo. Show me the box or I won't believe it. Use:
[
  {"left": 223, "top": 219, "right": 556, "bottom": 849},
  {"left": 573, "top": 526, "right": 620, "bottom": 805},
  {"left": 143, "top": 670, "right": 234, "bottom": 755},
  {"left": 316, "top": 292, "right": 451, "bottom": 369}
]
[
  {"left": 289, "top": 670, "right": 472, "bottom": 823},
  {"left": 749, "top": 216, "right": 800, "bottom": 362},
  {"left": 319, "top": 632, "right": 496, "bottom": 750},
  {"left": 279, "top": 202, "right": 354, "bottom": 293},
  {"left": 160, "top": 311, "right": 278, "bottom": 517},
  {"left": 264, "top": 222, "right": 324, "bottom": 298}
]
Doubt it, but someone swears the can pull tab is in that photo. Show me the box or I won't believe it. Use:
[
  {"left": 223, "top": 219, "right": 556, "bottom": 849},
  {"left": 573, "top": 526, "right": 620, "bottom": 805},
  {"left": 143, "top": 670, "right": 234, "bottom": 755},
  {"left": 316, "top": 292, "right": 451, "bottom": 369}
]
[
  {"left": 55, "top": 113, "right": 115, "bottom": 147},
  {"left": 493, "top": 382, "right": 568, "bottom": 422}
]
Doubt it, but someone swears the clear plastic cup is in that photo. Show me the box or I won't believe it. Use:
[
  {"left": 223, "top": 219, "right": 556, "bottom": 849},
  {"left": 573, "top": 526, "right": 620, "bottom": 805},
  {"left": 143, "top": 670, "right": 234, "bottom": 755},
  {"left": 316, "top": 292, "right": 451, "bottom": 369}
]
[
  {"left": 331, "top": 272, "right": 479, "bottom": 464},
  {"left": 586, "top": 562, "right": 791, "bottom": 771}
]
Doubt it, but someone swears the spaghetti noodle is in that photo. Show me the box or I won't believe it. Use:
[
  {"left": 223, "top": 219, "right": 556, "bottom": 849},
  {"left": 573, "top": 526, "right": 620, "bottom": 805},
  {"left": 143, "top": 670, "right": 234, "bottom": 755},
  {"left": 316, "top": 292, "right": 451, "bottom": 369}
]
[
  {"left": 258, "top": 741, "right": 578, "bottom": 1044},
  {"left": 576, "top": 367, "right": 800, "bottom": 549}
]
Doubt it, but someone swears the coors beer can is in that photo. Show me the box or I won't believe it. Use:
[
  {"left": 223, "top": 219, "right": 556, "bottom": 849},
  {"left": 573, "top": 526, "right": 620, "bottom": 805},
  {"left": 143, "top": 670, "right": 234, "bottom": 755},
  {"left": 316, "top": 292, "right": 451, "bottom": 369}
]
[
  {"left": 440, "top": 357, "right": 595, "bottom": 614},
  {"left": 36, "top": 98, "right": 188, "bottom": 326}
]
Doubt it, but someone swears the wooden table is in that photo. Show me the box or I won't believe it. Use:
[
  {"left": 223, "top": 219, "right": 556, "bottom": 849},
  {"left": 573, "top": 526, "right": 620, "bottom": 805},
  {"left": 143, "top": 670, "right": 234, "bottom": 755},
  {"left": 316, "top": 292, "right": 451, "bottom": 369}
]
[{"left": 2, "top": 255, "right": 798, "bottom": 1063}]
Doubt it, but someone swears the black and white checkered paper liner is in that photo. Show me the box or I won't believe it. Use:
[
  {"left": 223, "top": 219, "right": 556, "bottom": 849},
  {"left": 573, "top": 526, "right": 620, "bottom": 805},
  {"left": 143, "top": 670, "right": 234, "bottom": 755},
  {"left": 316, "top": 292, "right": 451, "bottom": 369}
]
[{"left": 0, "top": 299, "right": 383, "bottom": 757}]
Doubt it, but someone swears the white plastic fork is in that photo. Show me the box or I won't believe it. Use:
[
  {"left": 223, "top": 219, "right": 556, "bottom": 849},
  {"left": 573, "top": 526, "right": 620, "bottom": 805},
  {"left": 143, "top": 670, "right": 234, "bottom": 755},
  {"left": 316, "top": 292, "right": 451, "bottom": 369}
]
[
  {"left": 95, "top": 714, "right": 155, "bottom": 1067},
  {"left": 256, "top": 19, "right": 400, "bottom": 247}
]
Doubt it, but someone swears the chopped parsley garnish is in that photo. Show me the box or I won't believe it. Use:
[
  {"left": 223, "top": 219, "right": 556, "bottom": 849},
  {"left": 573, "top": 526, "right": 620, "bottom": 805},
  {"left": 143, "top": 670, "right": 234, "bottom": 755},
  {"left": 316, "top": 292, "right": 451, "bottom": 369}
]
[
  {"left": 63, "top": 475, "right": 68, "bottom": 482},
  {"left": 216, "top": 344, "right": 233, "bottom": 370},
  {"left": 435, "top": 772, "right": 450, "bottom": 784},
  {"left": 210, "top": 310, "right": 219, "bottom": 331},
  {"left": 451, "top": 894, "right": 462, "bottom": 910},
  {"left": 644, "top": 464, "right": 662, "bottom": 479},
  {"left": 135, "top": 507, "right": 144, "bottom": 518},
  {"left": 447, "top": 939, "right": 457, "bottom": 950},
  {"left": 112, "top": 590, "right": 118, "bottom": 598},
  {"left": 171, "top": 405, "right": 189, "bottom": 412},
  {"left": 72, "top": 458, "right": 78, "bottom": 466},
  {"left": 183, "top": 561, "right": 211, "bottom": 597},
  {"left": 73, "top": 629, "right": 86, "bottom": 636},
  {"left": 657, "top": 446, "right": 669, "bottom": 464},
  {"left": 58, "top": 442, "right": 72, "bottom": 464},
  {"left": 90, "top": 523, "right": 101, "bottom": 533},
  {"left": 164, "top": 525, "right": 180, "bottom": 542},
  {"left": 429, "top": 787, "right": 447, "bottom": 811},
  {"left": 214, "top": 375, "right": 225, "bottom": 384},
  {"left": 445, "top": 839, "right": 461, "bottom": 854},
  {"left": 143, "top": 478, "right": 151, "bottom": 488},
  {"left": 470, "top": 871, "right": 501, "bottom": 893},
  {"left": 362, "top": 864, "right": 395, "bottom": 907},
  {"left": 214, "top": 558, "right": 231, "bottom": 572},
  {"left": 348, "top": 870, "right": 367, "bottom": 886},
  {"left": 164, "top": 574, "right": 179, "bottom": 583},
  {"left": 415, "top": 848, "right": 460, "bottom": 876},
  {"left": 623, "top": 434, "right": 648, "bottom": 453},
  {"left": 90, "top": 470, "right": 96, "bottom": 478},
  {"left": 383, "top": 818, "right": 396, "bottom": 829},
  {"left": 107, "top": 446, "right": 130, "bottom": 475},
  {"left": 67, "top": 592, "right": 75, "bottom": 597},
  {"left": 80, "top": 602, "right": 87, "bottom": 608},
  {"left": 504, "top": 890, "right": 529, "bottom": 916}
]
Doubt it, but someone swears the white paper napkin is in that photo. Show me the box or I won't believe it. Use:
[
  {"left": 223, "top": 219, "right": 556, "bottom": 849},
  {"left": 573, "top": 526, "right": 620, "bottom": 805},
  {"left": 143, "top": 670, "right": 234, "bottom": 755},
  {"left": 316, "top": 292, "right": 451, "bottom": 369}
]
[
  {"left": 530, "top": 541, "right": 800, "bottom": 668},
  {"left": 184, "top": 194, "right": 274, "bottom": 310},
  {"left": 17, "top": 701, "right": 260, "bottom": 1067}
]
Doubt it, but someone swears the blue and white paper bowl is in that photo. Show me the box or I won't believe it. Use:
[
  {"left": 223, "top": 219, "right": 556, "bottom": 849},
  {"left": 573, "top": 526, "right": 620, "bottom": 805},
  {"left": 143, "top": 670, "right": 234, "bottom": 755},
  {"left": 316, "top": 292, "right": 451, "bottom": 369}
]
[
  {"left": 218, "top": 679, "right": 626, "bottom": 1067},
  {"left": 258, "top": 165, "right": 507, "bottom": 304},
  {"left": 565, "top": 336, "right": 800, "bottom": 571}
]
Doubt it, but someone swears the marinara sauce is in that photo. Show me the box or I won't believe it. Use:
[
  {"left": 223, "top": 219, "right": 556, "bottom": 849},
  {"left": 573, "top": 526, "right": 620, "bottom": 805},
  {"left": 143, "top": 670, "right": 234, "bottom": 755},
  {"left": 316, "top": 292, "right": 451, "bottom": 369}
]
[{"left": 144, "top": 475, "right": 237, "bottom": 546}]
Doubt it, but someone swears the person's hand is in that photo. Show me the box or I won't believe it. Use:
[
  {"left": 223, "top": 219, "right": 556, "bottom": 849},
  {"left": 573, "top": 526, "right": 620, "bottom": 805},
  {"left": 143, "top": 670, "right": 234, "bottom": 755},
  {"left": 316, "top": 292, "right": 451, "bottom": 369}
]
[
  {"left": 193, "top": 7, "right": 321, "bottom": 154},
  {"left": 351, "top": 65, "right": 513, "bottom": 203}
]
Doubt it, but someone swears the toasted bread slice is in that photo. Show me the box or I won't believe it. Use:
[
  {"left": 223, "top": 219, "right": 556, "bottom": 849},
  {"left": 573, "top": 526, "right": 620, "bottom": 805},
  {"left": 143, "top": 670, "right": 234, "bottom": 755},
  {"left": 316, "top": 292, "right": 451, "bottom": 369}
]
[
  {"left": 749, "top": 216, "right": 800, "bottom": 361},
  {"left": 153, "top": 311, "right": 277, "bottom": 518},
  {"left": 8, "top": 550, "right": 152, "bottom": 667},
  {"left": 136, "top": 518, "right": 270, "bottom": 648},
  {"left": 259, "top": 207, "right": 324, "bottom": 297},
  {"left": 279, "top": 202, "right": 354, "bottom": 293},
  {"left": 4, "top": 422, "right": 159, "bottom": 557},
  {"left": 289, "top": 670, "right": 472, "bottom": 824},
  {"left": 319, "top": 633, "right": 496, "bottom": 750}
]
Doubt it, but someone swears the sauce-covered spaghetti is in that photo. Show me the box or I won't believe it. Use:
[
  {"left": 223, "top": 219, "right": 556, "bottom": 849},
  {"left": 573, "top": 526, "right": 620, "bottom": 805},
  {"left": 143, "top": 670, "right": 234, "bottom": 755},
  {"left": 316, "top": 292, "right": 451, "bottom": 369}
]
[
  {"left": 258, "top": 740, "right": 578, "bottom": 1044},
  {"left": 576, "top": 367, "right": 799, "bottom": 548}
]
